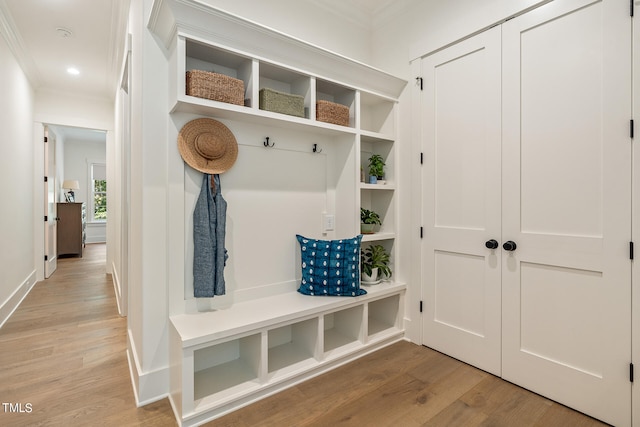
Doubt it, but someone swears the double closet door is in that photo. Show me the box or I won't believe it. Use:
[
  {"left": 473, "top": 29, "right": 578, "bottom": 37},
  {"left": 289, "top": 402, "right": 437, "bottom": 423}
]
[{"left": 419, "top": 0, "right": 632, "bottom": 425}]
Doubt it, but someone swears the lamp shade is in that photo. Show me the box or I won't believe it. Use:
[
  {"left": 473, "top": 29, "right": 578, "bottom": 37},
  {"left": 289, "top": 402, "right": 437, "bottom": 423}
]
[{"left": 62, "top": 180, "right": 80, "bottom": 190}]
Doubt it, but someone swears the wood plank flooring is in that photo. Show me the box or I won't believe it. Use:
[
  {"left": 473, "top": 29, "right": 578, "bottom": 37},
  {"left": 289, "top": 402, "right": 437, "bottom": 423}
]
[
  {"left": 0, "top": 244, "right": 175, "bottom": 426},
  {"left": 0, "top": 244, "right": 608, "bottom": 426}
]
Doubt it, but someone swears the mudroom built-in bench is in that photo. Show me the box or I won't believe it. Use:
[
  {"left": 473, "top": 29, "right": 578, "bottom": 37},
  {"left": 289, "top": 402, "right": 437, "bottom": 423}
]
[
  {"left": 169, "top": 282, "right": 405, "bottom": 426},
  {"left": 149, "top": 1, "right": 408, "bottom": 425}
]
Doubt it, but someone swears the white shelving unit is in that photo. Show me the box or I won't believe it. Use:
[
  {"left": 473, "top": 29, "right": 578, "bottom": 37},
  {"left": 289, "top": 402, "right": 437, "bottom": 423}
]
[
  {"left": 149, "top": 1, "right": 407, "bottom": 425},
  {"left": 170, "top": 284, "right": 405, "bottom": 426}
]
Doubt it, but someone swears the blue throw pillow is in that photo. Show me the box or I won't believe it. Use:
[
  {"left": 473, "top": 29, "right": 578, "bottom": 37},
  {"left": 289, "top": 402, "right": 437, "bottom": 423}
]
[{"left": 296, "top": 234, "right": 366, "bottom": 297}]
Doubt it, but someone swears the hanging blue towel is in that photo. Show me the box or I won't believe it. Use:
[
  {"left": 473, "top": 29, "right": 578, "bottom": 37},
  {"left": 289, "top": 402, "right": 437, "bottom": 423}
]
[{"left": 193, "top": 173, "right": 228, "bottom": 297}]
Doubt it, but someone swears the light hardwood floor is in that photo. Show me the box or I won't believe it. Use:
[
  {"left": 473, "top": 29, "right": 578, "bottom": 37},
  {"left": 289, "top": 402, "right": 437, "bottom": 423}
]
[{"left": 0, "top": 244, "right": 608, "bottom": 426}]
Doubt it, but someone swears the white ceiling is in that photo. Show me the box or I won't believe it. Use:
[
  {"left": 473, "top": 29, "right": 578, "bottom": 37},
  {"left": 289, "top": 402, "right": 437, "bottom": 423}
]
[
  {"left": 0, "top": 0, "right": 396, "bottom": 102},
  {"left": 0, "top": 0, "right": 400, "bottom": 141},
  {"left": 0, "top": 0, "right": 129, "bottom": 101}
]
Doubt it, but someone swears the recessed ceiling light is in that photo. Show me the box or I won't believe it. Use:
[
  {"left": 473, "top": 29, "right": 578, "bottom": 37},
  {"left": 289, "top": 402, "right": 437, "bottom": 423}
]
[
  {"left": 56, "top": 27, "right": 73, "bottom": 38},
  {"left": 67, "top": 67, "right": 80, "bottom": 75}
]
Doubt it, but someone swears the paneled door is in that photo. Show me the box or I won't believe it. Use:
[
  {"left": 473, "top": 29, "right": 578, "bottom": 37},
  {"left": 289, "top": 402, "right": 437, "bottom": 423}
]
[
  {"left": 420, "top": 26, "right": 502, "bottom": 376},
  {"left": 501, "top": 0, "right": 631, "bottom": 425},
  {"left": 44, "top": 125, "right": 57, "bottom": 278},
  {"left": 420, "top": 0, "right": 632, "bottom": 424}
]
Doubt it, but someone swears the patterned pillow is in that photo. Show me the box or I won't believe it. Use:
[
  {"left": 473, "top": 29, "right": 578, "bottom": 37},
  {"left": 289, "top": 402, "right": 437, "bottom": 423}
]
[{"left": 296, "top": 234, "right": 366, "bottom": 297}]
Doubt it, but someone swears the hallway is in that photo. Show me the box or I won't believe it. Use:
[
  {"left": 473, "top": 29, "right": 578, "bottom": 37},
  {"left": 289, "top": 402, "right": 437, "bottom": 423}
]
[{"left": 0, "top": 244, "right": 175, "bottom": 426}]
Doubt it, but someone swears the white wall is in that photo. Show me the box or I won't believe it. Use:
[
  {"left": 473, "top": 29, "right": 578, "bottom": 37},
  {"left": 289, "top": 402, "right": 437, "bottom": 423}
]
[
  {"left": 64, "top": 138, "right": 107, "bottom": 243},
  {"left": 200, "top": 0, "right": 372, "bottom": 64},
  {"left": 0, "top": 31, "right": 36, "bottom": 326},
  {"left": 35, "top": 89, "right": 114, "bottom": 132}
]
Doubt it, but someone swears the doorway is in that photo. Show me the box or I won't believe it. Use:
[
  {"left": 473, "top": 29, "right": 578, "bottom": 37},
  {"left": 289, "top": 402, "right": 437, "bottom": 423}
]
[{"left": 43, "top": 124, "right": 108, "bottom": 275}]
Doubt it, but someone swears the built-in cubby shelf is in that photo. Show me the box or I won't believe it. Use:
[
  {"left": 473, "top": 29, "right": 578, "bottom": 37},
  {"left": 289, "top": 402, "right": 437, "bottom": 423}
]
[
  {"left": 267, "top": 318, "right": 319, "bottom": 378},
  {"left": 193, "top": 334, "right": 261, "bottom": 404},
  {"left": 170, "top": 283, "right": 406, "bottom": 425},
  {"left": 172, "top": 35, "right": 396, "bottom": 140},
  {"left": 368, "top": 294, "right": 402, "bottom": 340},
  {"left": 150, "top": 1, "right": 406, "bottom": 425},
  {"left": 323, "top": 305, "right": 364, "bottom": 357}
]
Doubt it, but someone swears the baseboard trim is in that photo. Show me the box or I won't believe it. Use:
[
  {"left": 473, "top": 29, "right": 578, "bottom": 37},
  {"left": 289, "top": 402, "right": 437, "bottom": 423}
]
[
  {"left": 126, "top": 329, "right": 170, "bottom": 407},
  {"left": 0, "top": 270, "right": 37, "bottom": 329},
  {"left": 111, "top": 262, "right": 123, "bottom": 316}
]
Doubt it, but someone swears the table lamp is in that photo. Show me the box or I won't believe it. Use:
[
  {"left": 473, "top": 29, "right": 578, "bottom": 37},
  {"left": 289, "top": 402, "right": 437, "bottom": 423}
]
[{"left": 62, "top": 180, "right": 80, "bottom": 202}]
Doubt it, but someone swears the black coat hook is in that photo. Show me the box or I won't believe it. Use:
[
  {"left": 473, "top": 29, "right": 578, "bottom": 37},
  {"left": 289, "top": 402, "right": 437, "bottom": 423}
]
[
  {"left": 264, "top": 137, "right": 274, "bottom": 148},
  {"left": 312, "top": 143, "right": 322, "bottom": 153}
]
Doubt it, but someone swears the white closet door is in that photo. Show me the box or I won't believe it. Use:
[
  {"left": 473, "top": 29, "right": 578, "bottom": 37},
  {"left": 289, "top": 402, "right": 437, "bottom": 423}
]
[
  {"left": 501, "top": 0, "right": 631, "bottom": 425},
  {"left": 421, "top": 26, "right": 503, "bottom": 376}
]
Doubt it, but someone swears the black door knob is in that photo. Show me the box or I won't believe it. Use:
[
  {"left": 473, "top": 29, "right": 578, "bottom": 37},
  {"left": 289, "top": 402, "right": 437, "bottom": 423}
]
[
  {"left": 485, "top": 239, "right": 499, "bottom": 249},
  {"left": 503, "top": 241, "right": 517, "bottom": 251}
]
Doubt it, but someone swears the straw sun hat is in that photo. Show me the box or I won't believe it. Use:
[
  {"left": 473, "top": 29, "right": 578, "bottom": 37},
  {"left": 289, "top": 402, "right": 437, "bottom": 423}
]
[{"left": 178, "top": 118, "right": 238, "bottom": 174}]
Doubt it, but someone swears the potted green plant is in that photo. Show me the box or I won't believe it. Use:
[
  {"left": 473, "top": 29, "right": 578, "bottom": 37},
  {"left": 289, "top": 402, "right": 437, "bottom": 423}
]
[
  {"left": 360, "top": 208, "right": 381, "bottom": 234},
  {"left": 361, "top": 244, "right": 392, "bottom": 284},
  {"left": 368, "top": 154, "right": 386, "bottom": 184}
]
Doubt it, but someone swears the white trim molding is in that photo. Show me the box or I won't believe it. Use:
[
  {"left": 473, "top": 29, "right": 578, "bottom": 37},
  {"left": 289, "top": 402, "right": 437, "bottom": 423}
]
[{"left": 0, "top": 270, "right": 37, "bottom": 329}]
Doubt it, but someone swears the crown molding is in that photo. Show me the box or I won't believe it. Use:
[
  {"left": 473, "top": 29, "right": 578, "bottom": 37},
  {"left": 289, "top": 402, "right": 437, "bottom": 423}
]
[
  {"left": 0, "top": 0, "right": 41, "bottom": 88},
  {"left": 371, "top": 0, "right": 410, "bottom": 28},
  {"left": 306, "top": 0, "right": 371, "bottom": 29},
  {"left": 147, "top": 0, "right": 406, "bottom": 99}
]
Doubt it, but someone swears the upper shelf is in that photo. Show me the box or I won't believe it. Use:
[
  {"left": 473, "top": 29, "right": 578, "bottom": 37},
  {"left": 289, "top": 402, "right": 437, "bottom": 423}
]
[
  {"left": 172, "top": 36, "right": 400, "bottom": 138},
  {"left": 148, "top": 0, "right": 407, "bottom": 101},
  {"left": 171, "top": 96, "right": 358, "bottom": 138}
]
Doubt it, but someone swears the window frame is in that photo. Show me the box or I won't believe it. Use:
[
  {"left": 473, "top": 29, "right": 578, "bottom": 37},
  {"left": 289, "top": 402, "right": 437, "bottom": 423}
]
[{"left": 89, "top": 162, "right": 107, "bottom": 223}]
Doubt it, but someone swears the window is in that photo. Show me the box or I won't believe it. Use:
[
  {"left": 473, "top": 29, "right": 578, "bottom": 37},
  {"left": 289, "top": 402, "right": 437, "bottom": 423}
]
[{"left": 91, "top": 163, "right": 107, "bottom": 221}]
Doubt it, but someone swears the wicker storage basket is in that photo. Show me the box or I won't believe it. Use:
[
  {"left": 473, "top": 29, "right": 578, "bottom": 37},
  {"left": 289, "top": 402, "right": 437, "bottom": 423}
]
[
  {"left": 316, "top": 100, "right": 350, "bottom": 126},
  {"left": 186, "top": 70, "right": 244, "bottom": 106},
  {"left": 259, "top": 88, "right": 305, "bottom": 118}
]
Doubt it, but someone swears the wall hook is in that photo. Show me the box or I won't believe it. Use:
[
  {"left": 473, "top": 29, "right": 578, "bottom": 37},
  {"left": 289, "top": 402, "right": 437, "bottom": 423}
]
[
  {"left": 312, "top": 143, "right": 322, "bottom": 153},
  {"left": 263, "top": 137, "right": 274, "bottom": 148}
]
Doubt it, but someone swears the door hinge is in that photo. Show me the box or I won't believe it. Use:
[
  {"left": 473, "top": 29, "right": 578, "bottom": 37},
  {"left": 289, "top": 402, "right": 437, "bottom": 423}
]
[
  {"left": 420, "top": 227, "right": 424, "bottom": 239},
  {"left": 631, "top": 363, "right": 634, "bottom": 382},
  {"left": 420, "top": 301, "right": 423, "bottom": 313},
  {"left": 631, "top": 119, "right": 635, "bottom": 139},
  {"left": 420, "top": 152, "right": 424, "bottom": 164},
  {"left": 631, "top": 241, "right": 634, "bottom": 260},
  {"left": 631, "top": 0, "right": 634, "bottom": 17},
  {"left": 44, "top": 255, "right": 48, "bottom": 261},
  {"left": 44, "top": 176, "right": 48, "bottom": 182},
  {"left": 44, "top": 136, "right": 48, "bottom": 143},
  {"left": 44, "top": 215, "right": 48, "bottom": 222},
  {"left": 416, "top": 77, "right": 423, "bottom": 90}
]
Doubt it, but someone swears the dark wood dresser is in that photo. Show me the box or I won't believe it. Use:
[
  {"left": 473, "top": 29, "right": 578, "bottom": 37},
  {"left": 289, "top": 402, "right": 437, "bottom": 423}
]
[{"left": 57, "top": 202, "right": 86, "bottom": 257}]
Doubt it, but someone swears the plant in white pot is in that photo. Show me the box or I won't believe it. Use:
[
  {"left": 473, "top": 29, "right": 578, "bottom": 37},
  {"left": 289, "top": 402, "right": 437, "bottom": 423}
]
[
  {"left": 360, "top": 208, "right": 381, "bottom": 234},
  {"left": 368, "top": 154, "right": 386, "bottom": 184},
  {"left": 361, "top": 244, "right": 392, "bottom": 285}
]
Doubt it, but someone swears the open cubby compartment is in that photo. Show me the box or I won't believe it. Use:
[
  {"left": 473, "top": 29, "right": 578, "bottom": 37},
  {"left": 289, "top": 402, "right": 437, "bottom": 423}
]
[
  {"left": 323, "top": 305, "right": 364, "bottom": 357},
  {"left": 315, "top": 79, "right": 356, "bottom": 128},
  {"left": 184, "top": 38, "right": 254, "bottom": 107},
  {"left": 360, "top": 189, "right": 395, "bottom": 236},
  {"left": 367, "top": 294, "right": 402, "bottom": 340},
  {"left": 193, "top": 333, "right": 262, "bottom": 405},
  {"left": 361, "top": 135, "right": 394, "bottom": 185},
  {"left": 267, "top": 317, "right": 320, "bottom": 379},
  {"left": 259, "top": 62, "right": 311, "bottom": 118},
  {"left": 359, "top": 91, "right": 396, "bottom": 135}
]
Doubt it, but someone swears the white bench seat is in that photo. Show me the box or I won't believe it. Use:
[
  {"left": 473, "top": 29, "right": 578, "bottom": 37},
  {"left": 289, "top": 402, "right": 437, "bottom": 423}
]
[{"left": 169, "top": 281, "right": 406, "bottom": 427}]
